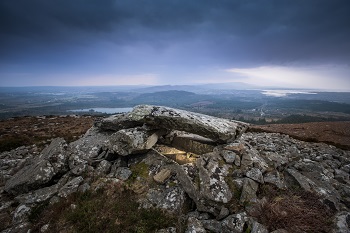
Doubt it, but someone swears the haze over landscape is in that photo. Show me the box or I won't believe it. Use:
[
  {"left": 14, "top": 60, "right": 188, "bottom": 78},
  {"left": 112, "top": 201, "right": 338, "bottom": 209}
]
[{"left": 1, "top": 0, "right": 350, "bottom": 90}]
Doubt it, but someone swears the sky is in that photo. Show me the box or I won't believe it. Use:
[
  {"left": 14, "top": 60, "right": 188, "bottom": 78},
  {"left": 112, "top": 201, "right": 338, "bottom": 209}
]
[{"left": 1, "top": 0, "right": 350, "bottom": 90}]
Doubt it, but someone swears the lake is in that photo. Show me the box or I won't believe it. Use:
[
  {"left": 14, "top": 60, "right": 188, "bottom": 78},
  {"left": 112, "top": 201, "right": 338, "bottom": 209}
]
[{"left": 68, "top": 107, "right": 133, "bottom": 114}]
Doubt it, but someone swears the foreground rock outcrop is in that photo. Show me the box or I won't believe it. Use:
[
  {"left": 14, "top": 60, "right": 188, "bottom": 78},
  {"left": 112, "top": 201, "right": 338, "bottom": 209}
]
[{"left": 1, "top": 105, "right": 349, "bottom": 232}]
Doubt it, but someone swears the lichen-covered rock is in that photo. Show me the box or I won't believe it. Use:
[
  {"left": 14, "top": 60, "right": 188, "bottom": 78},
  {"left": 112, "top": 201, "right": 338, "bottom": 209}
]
[
  {"left": 240, "top": 178, "right": 259, "bottom": 204},
  {"left": 195, "top": 153, "right": 233, "bottom": 216},
  {"left": 333, "top": 211, "right": 350, "bottom": 233},
  {"left": 221, "top": 150, "right": 236, "bottom": 164},
  {"left": 95, "top": 160, "right": 112, "bottom": 175},
  {"left": 221, "top": 212, "right": 248, "bottom": 233},
  {"left": 15, "top": 184, "right": 59, "bottom": 204},
  {"left": 4, "top": 138, "right": 68, "bottom": 195},
  {"left": 0, "top": 145, "right": 36, "bottom": 183},
  {"left": 58, "top": 176, "right": 84, "bottom": 198},
  {"left": 246, "top": 168, "right": 264, "bottom": 184},
  {"left": 186, "top": 217, "right": 207, "bottom": 233},
  {"left": 141, "top": 186, "right": 186, "bottom": 214},
  {"left": 100, "top": 105, "right": 248, "bottom": 143},
  {"left": 197, "top": 153, "right": 232, "bottom": 204},
  {"left": 12, "top": 204, "right": 31, "bottom": 224},
  {"left": 95, "top": 113, "right": 143, "bottom": 131},
  {"left": 115, "top": 167, "right": 132, "bottom": 181},
  {"left": 109, "top": 127, "right": 164, "bottom": 155},
  {"left": 250, "top": 220, "right": 269, "bottom": 233},
  {"left": 263, "top": 171, "right": 286, "bottom": 189}
]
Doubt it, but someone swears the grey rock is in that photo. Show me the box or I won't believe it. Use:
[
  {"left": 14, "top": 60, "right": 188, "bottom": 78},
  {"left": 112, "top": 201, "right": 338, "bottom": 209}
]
[
  {"left": 4, "top": 138, "right": 68, "bottom": 195},
  {"left": 197, "top": 153, "right": 232, "bottom": 204},
  {"left": 187, "top": 211, "right": 211, "bottom": 220},
  {"left": 250, "top": 220, "right": 269, "bottom": 233},
  {"left": 15, "top": 184, "right": 59, "bottom": 204},
  {"left": 285, "top": 168, "right": 312, "bottom": 192},
  {"left": 141, "top": 186, "right": 186, "bottom": 214},
  {"left": 78, "top": 183, "right": 90, "bottom": 193},
  {"left": 264, "top": 171, "right": 286, "bottom": 189},
  {"left": 240, "top": 152, "right": 253, "bottom": 167},
  {"left": 240, "top": 178, "right": 259, "bottom": 204},
  {"left": 221, "top": 150, "right": 236, "bottom": 164},
  {"left": 221, "top": 212, "right": 248, "bottom": 233},
  {"left": 334, "top": 212, "right": 350, "bottom": 233},
  {"left": 156, "top": 227, "right": 177, "bottom": 233},
  {"left": 224, "top": 142, "right": 245, "bottom": 153},
  {"left": 216, "top": 207, "right": 230, "bottom": 220},
  {"left": 115, "top": 167, "right": 132, "bottom": 181},
  {"left": 246, "top": 168, "right": 264, "bottom": 184},
  {"left": 95, "top": 160, "right": 112, "bottom": 175},
  {"left": 109, "top": 127, "right": 163, "bottom": 155},
  {"left": 70, "top": 163, "right": 87, "bottom": 176},
  {"left": 40, "top": 224, "right": 50, "bottom": 232},
  {"left": 128, "top": 105, "right": 248, "bottom": 143},
  {"left": 12, "top": 204, "right": 31, "bottom": 224},
  {"left": 171, "top": 133, "right": 215, "bottom": 154},
  {"left": 154, "top": 168, "right": 172, "bottom": 184},
  {"left": 69, "top": 127, "right": 111, "bottom": 160},
  {"left": 341, "top": 164, "right": 350, "bottom": 174},
  {"left": 335, "top": 169, "right": 349, "bottom": 184},
  {"left": 270, "top": 229, "right": 289, "bottom": 233},
  {"left": 234, "top": 153, "right": 241, "bottom": 167},
  {"left": 96, "top": 113, "right": 143, "bottom": 131},
  {"left": 186, "top": 217, "right": 207, "bottom": 233},
  {"left": 58, "top": 176, "right": 84, "bottom": 198},
  {"left": 201, "top": 219, "right": 222, "bottom": 233}
]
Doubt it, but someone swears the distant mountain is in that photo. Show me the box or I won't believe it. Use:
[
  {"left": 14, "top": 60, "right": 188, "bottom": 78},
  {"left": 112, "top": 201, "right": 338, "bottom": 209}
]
[
  {"left": 131, "top": 90, "right": 207, "bottom": 106},
  {"left": 131, "top": 82, "right": 260, "bottom": 94},
  {"left": 131, "top": 85, "right": 205, "bottom": 93}
]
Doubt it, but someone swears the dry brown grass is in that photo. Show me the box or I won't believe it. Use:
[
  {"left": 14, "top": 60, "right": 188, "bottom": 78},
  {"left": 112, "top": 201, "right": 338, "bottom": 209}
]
[
  {"left": 30, "top": 181, "right": 177, "bottom": 233},
  {"left": 0, "top": 116, "right": 96, "bottom": 152},
  {"left": 251, "top": 185, "right": 335, "bottom": 233}
]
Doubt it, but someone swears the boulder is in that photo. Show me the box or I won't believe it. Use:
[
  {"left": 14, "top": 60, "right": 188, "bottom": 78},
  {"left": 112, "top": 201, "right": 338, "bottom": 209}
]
[
  {"left": 246, "top": 168, "right": 264, "bottom": 184},
  {"left": 4, "top": 138, "right": 68, "bottom": 195},
  {"left": 221, "top": 150, "right": 236, "bottom": 164},
  {"left": 221, "top": 212, "right": 248, "bottom": 233},
  {"left": 15, "top": 184, "right": 59, "bottom": 204},
  {"left": 95, "top": 160, "right": 112, "bottom": 175},
  {"left": 185, "top": 217, "right": 207, "bottom": 233},
  {"left": 58, "top": 176, "right": 84, "bottom": 198},
  {"left": 250, "top": 220, "right": 269, "bottom": 233},
  {"left": 197, "top": 153, "right": 232, "bottom": 205},
  {"left": 109, "top": 127, "right": 165, "bottom": 155},
  {"left": 141, "top": 186, "right": 186, "bottom": 214},
  {"left": 240, "top": 178, "right": 259, "bottom": 204},
  {"left": 95, "top": 113, "right": 143, "bottom": 131},
  {"left": 100, "top": 105, "right": 249, "bottom": 143},
  {"left": 115, "top": 167, "right": 132, "bottom": 181}
]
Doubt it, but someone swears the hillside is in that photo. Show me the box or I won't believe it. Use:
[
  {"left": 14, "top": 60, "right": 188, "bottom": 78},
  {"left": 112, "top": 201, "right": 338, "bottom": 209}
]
[
  {"left": 1, "top": 106, "right": 349, "bottom": 232},
  {"left": 250, "top": 121, "right": 350, "bottom": 150},
  {"left": 0, "top": 115, "right": 96, "bottom": 153}
]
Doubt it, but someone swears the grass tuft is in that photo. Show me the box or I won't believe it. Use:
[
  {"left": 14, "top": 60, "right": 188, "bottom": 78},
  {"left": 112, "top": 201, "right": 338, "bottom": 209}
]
[
  {"left": 251, "top": 185, "right": 335, "bottom": 233},
  {"left": 30, "top": 181, "right": 175, "bottom": 233}
]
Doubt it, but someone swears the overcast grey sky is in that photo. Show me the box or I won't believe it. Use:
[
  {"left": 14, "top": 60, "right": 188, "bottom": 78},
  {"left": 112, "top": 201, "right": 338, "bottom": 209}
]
[{"left": 1, "top": 0, "right": 350, "bottom": 89}]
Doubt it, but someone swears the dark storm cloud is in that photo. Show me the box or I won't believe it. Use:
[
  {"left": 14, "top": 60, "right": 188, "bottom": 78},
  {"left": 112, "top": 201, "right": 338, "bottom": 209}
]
[{"left": 1, "top": 0, "right": 350, "bottom": 80}]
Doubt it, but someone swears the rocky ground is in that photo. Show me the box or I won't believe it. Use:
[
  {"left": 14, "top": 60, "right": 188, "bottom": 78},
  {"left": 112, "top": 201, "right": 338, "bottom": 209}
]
[
  {"left": 250, "top": 121, "right": 350, "bottom": 150},
  {"left": 0, "top": 106, "right": 349, "bottom": 232}
]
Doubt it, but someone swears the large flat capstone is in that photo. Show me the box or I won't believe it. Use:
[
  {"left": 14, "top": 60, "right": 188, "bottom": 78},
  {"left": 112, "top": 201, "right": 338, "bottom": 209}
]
[{"left": 98, "top": 105, "right": 249, "bottom": 143}]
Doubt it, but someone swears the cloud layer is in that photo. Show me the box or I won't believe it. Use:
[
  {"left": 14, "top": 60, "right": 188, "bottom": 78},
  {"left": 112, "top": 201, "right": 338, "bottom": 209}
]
[{"left": 1, "top": 0, "right": 350, "bottom": 88}]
